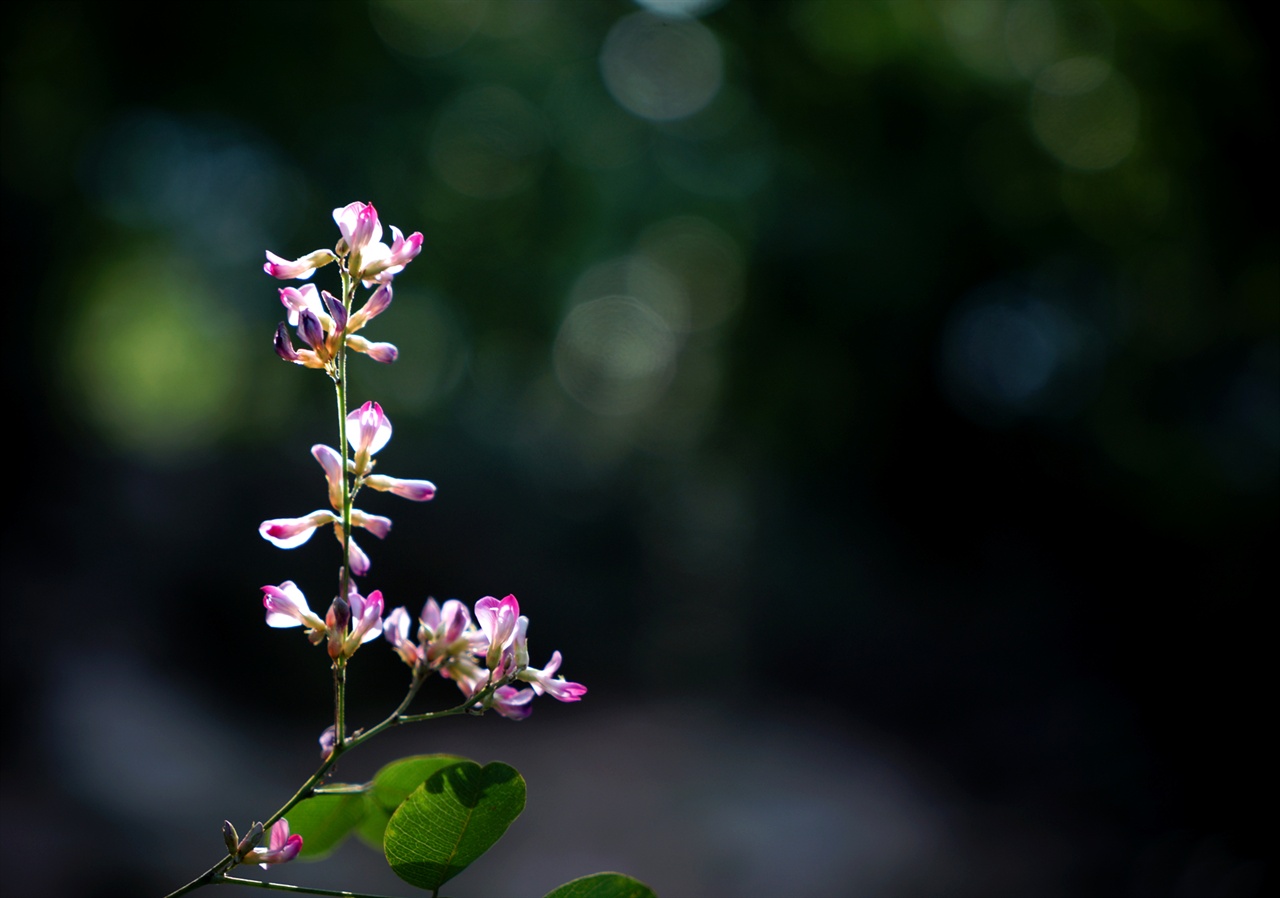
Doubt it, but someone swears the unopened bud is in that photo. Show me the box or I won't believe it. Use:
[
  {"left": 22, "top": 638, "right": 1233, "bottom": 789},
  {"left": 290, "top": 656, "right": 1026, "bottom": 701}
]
[
  {"left": 236, "top": 821, "right": 265, "bottom": 860},
  {"left": 297, "top": 309, "right": 325, "bottom": 352},
  {"left": 222, "top": 820, "right": 239, "bottom": 856},
  {"left": 273, "top": 322, "right": 300, "bottom": 362},
  {"left": 322, "top": 290, "right": 348, "bottom": 332},
  {"left": 327, "top": 597, "right": 351, "bottom": 659}
]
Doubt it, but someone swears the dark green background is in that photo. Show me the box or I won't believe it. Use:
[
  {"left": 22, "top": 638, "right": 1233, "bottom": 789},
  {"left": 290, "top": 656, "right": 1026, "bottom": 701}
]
[{"left": 2, "top": 1, "right": 1274, "bottom": 895}]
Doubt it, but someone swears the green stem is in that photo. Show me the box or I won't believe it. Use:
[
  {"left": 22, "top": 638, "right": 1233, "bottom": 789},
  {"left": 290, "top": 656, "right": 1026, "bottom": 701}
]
[
  {"left": 215, "top": 874, "right": 406, "bottom": 897},
  {"left": 332, "top": 660, "right": 347, "bottom": 747},
  {"left": 336, "top": 267, "right": 353, "bottom": 609}
]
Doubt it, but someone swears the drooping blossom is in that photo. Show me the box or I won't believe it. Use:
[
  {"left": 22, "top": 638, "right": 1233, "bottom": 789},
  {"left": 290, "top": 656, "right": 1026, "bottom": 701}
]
[
  {"left": 311, "top": 444, "right": 345, "bottom": 510},
  {"left": 490, "top": 685, "right": 535, "bottom": 720}
]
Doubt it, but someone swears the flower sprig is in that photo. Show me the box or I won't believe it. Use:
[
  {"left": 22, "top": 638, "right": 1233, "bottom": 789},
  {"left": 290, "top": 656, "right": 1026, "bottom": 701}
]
[{"left": 166, "top": 201, "right": 605, "bottom": 898}]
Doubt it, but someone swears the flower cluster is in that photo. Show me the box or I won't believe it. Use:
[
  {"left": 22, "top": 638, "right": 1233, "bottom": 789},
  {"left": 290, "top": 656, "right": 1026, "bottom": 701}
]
[
  {"left": 384, "top": 594, "right": 587, "bottom": 719},
  {"left": 266, "top": 202, "right": 422, "bottom": 375}
]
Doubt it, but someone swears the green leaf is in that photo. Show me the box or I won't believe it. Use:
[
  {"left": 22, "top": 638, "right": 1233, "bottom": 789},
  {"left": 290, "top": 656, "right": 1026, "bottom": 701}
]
[
  {"left": 543, "top": 872, "right": 658, "bottom": 898},
  {"left": 355, "top": 754, "right": 467, "bottom": 849},
  {"left": 383, "top": 760, "right": 526, "bottom": 891},
  {"left": 285, "top": 788, "right": 368, "bottom": 859}
]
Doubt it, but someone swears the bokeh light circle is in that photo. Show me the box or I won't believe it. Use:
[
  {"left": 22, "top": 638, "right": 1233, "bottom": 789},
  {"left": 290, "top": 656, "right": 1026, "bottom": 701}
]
[
  {"left": 600, "top": 12, "right": 723, "bottom": 122},
  {"left": 554, "top": 296, "right": 677, "bottom": 416},
  {"left": 1031, "top": 57, "right": 1138, "bottom": 171}
]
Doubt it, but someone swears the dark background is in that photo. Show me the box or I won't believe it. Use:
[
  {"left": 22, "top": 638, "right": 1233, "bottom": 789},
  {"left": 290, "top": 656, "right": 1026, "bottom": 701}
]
[{"left": 2, "top": 1, "right": 1274, "bottom": 896}]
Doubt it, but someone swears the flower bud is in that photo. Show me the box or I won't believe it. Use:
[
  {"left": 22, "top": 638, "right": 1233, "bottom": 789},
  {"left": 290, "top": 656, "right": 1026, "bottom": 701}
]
[
  {"left": 322, "top": 290, "right": 348, "bottom": 333},
  {"left": 273, "top": 322, "right": 301, "bottom": 362},
  {"left": 236, "top": 821, "right": 265, "bottom": 860},
  {"left": 319, "top": 725, "right": 337, "bottom": 761},
  {"left": 327, "top": 597, "right": 351, "bottom": 659},
  {"left": 297, "top": 309, "right": 326, "bottom": 352},
  {"left": 223, "top": 820, "right": 239, "bottom": 856}
]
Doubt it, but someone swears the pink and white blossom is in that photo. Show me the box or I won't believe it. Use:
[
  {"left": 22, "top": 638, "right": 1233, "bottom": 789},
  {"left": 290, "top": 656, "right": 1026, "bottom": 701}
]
[
  {"left": 278, "top": 284, "right": 327, "bottom": 327},
  {"left": 518, "top": 650, "right": 588, "bottom": 702},
  {"left": 384, "top": 606, "right": 424, "bottom": 667},
  {"left": 259, "top": 510, "right": 338, "bottom": 548},
  {"left": 333, "top": 202, "right": 383, "bottom": 257},
  {"left": 361, "top": 227, "right": 425, "bottom": 285},
  {"left": 341, "top": 589, "right": 385, "bottom": 656},
  {"left": 346, "top": 536, "right": 371, "bottom": 576},
  {"left": 347, "top": 401, "right": 392, "bottom": 472},
  {"left": 489, "top": 685, "right": 535, "bottom": 720},
  {"left": 346, "top": 283, "right": 393, "bottom": 331},
  {"left": 264, "top": 249, "right": 336, "bottom": 280},
  {"left": 351, "top": 510, "right": 392, "bottom": 540},
  {"left": 365, "top": 473, "right": 436, "bottom": 502},
  {"left": 251, "top": 819, "right": 303, "bottom": 869},
  {"left": 311, "top": 444, "right": 345, "bottom": 511},
  {"left": 346, "top": 335, "right": 399, "bottom": 364},
  {"left": 475, "top": 594, "right": 521, "bottom": 669},
  {"left": 262, "top": 581, "right": 327, "bottom": 638}
]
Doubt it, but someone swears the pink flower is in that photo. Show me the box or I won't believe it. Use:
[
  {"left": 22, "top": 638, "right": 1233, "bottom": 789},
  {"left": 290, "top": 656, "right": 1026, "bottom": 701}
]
[
  {"left": 278, "top": 284, "right": 325, "bottom": 326},
  {"left": 262, "top": 581, "right": 327, "bottom": 641},
  {"left": 384, "top": 606, "right": 424, "bottom": 667},
  {"left": 319, "top": 725, "right": 337, "bottom": 761},
  {"left": 346, "top": 534, "right": 371, "bottom": 576},
  {"left": 518, "top": 650, "right": 588, "bottom": 702},
  {"left": 264, "top": 249, "right": 336, "bottom": 280},
  {"left": 489, "top": 685, "right": 535, "bottom": 720},
  {"left": 331, "top": 202, "right": 423, "bottom": 286},
  {"left": 333, "top": 202, "right": 383, "bottom": 256},
  {"left": 365, "top": 473, "right": 436, "bottom": 502},
  {"left": 422, "top": 599, "right": 484, "bottom": 664},
  {"left": 361, "top": 227, "right": 425, "bottom": 285},
  {"left": 311, "top": 444, "right": 345, "bottom": 511},
  {"left": 259, "top": 510, "right": 338, "bottom": 548},
  {"left": 346, "top": 283, "right": 393, "bottom": 331},
  {"left": 347, "top": 401, "right": 392, "bottom": 472},
  {"left": 252, "top": 819, "right": 303, "bottom": 869},
  {"left": 346, "top": 335, "right": 399, "bottom": 364},
  {"left": 351, "top": 509, "right": 392, "bottom": 539},
  {"left": 342, "top": 589, "right": 385, "bottom": 656},
  {"left": 475, "top": 594, "right": 521, "bottom": 669}
]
